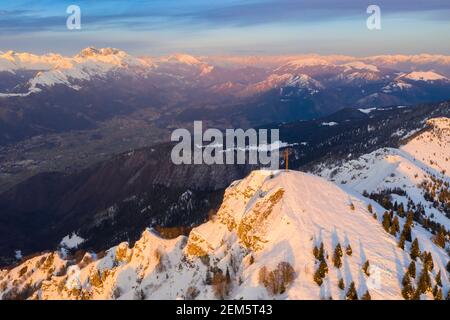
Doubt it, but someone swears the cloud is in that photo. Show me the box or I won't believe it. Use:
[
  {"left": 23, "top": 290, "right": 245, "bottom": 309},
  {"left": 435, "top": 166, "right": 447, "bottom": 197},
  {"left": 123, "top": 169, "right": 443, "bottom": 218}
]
[
  {"left": 1, "top": 0, "right": 449, "bottom": 56},
  {"left": 1, "top": 0, "right": 449, "bottom": 35},
  {"left": 182, "top": 0, "right": 450, "bottom": 27}
]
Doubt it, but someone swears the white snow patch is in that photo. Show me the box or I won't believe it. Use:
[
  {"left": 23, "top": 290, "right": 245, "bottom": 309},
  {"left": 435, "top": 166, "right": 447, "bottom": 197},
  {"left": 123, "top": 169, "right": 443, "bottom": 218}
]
[
  {"left": 14, "top": 250, "right": 22, "bottom": 260},
  {"left": 60, "top": 233, "right": 85, "bottom": 249},
  {"left": 358, "top": 107, "right": 377, "bottom": 114},
  {"left": 402, "top": 71, "right": 448, "bottom": 82},
  {"left": 321, "top": 122, "right": 338, "bottom": 126}
]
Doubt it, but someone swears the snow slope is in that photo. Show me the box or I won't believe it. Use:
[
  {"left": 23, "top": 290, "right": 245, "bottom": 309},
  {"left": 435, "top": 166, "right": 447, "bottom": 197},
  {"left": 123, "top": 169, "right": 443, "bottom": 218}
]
[
  {"left": 401, "top": 118, "right": 450, "bottom": 175},
  {"left": 1, "top": 168, "right": 448, "bottom": 300},
  {"left": 240, "top": 73, "right": 323, "bottom": 97},
  {"left": 0, "top": 48, "right": 153, "bottom": 96},
  {"left": 317, "top": 117, "right": 450, "bottom": 242},
  {"left": 0, "top": 51, "right": 66, "bottom": 72},
  {"left": 401, "top": 71, "right": 448, "bottom": 82}
]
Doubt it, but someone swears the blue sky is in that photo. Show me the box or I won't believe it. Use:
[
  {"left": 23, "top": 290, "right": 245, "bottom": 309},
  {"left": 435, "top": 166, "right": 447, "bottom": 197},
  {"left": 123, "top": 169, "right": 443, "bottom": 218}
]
[{"left": 0, "top": 0, "right": 449, "bottom": 55}]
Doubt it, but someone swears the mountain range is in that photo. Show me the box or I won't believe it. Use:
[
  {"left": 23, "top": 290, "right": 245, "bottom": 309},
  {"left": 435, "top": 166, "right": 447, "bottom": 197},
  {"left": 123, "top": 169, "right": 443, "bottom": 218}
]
[{"left": 1, "top": 48, "right": 450, "bottom": 146}]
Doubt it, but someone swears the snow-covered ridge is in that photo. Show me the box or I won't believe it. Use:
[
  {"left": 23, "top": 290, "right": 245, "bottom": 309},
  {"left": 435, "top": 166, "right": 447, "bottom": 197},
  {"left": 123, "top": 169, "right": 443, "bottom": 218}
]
[
  {"left": 0, "top": 51, "right": 66, "bottom": 72},
  {"left": 0, "top": 48, "right": 207, "bottom": 95},
  {"left": 2, "top": 166, "right": 449, "bottom": 300},
  {"left": 0, "top": 47, "right": 155, "bottom": 95},
  {"left": 382, "top": 80, "right": 413, "bottom": 93},
  {"left": 364, "top": 54, "right": 450, "bottom": 68},
  {"left": 240, "top": 73, "right": 323, "bottom": 97},
  {"left": 162, "top": 53, "right": 203, "bottom": 65},
  {"left": 2, "top": 50, "right": 450, "bottom": 74},
  {"left": 317, "top": 117, "right": 450, "bottom": 237},
  {"left": 1, "top": 49, "right": 450, "bottom": 98},
  {"left": 204, "top": 54, "right": 450, "bottom": 69},
  {"left": 284, "top": 57, "right": 331, "bottom": 68},
  {"left": 342, "top": 61, "right": 379, "bottom": 72},
  {"left": 400, "top": 71, "right": 448, "bottom": 82}
]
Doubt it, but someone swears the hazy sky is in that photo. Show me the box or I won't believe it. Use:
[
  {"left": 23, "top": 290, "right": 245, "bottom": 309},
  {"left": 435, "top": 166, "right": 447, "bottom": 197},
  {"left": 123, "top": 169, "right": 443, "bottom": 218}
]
[{"left": 1, "top": 0, "right": 449, "bottom": 56}]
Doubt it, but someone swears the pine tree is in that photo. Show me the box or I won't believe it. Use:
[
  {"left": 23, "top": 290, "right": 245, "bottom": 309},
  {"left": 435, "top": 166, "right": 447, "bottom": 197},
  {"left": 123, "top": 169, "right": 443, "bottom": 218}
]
[
  {"left": 428, "top": 253, "right": 434, "bottom": 271},
  {"left": 361, "top": 290, "right": 371, "bottom": 300},
  {"left": 447, "top": 261, "right": 450, "bottom": 274},
  {"left": 345, "top": 244, "right": 353, "bottom": 256},
  {"left": 417, "top": 267, "right": 432, "bottom": 294},
  {"left": 313, "top": 242, "right": 325, "bottom": 262},
  {"left": 398, "top": 203, "right": 405, "bottom": 216},
  {"left": 225, "top": 268, "right": 231, "bottom": 284},
  {"left": 401, "top": 273, "right": 414, "bottom": 300},
  {"left": 411, "top": 288, "right": 421, "bottom": 300},
  {"left": 406, "top": 211, "right": 414, "bottom": 226},
  {"left": 382, "top": 212, "right": 391, "bottom": 233},
  {"left": 367, "top": 204, "right": 373, "bottom": 213},
  {"left": 408, "top": 261, "right": 416, "bottom": 279},
  {"left": 313, "top": 245, "right": 319, "bottom": 260},
  {"left": 205, "top": 270, "right": 212, "bottom": 285},
  {"left": 346, "top": 282, "right": 358, "bottom": 300},
  {"left": 410, "top": 238, "right": 420, "bottom": 261},
  {"left": 362, "top": 260, "right": 370, "bottom": 276},
  {"left": 314, "top": 260, "right": 328, "bottom": 286},
  {"left": 433, "top": 286, "right": 443, "bottom": 300},
  {"left": 333, "top": 244, "right": 343, "bottom": 268},
  {"left": 435, "top": 270, "right": 442, "bottom": 287},
  {"left": 390, "top": 216, "right": 400, "bottom": 236},
  {"left": 423, "top": 252, "right": 434, "bottom": 271},
  {"left": 398, "top": 234, "right": 405, "bottom": 250},
  {"left": 318, "top": 260, "right": 328, "bottom": 277},
  {"left": 318, "top": 243, "right": 325, "bottom": 262},
  {"left": 338, "top": 278, "right": 345, "bottom": 290},
  {"left": 313, "top": 268, "right": 323, "bottom": 286},
  {"left": 401, "top": 223, "right": 412, "bottom": 242},
  {"left": 433, "top": 229, "right": 446, "bottom": 248}
]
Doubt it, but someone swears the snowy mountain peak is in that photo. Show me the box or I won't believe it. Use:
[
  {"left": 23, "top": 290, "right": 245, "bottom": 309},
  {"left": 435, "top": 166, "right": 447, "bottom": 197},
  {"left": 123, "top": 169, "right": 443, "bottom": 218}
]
[
  {"left": 285, "top": 57, "right": 331, "bottom": 68},
  {"left": 0, "top": 51, "right": 66, "bottom": 72},
  {"left": 0, "top": 48, "right": 152, "bottom": 95},
  {"left": 342, "top": 61, "right": 379, "bottom": 72},
  {"left": 400, "top": 71, "right": 448, "bottom": 82},
  {"left": 74, "top": 47, "right": 146, "bottom": 68},
  {"left": 286, "top": 74, "right": 324, "bottom": 89},
  {"left": 164, "top": 53, "right": 203, "bottom": 65},
  {"left": 76, "top": 47, "right": 123, "bottom": 58},
  {"left": 240, "top": 73, "right": 323, "bottom": 97}
]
